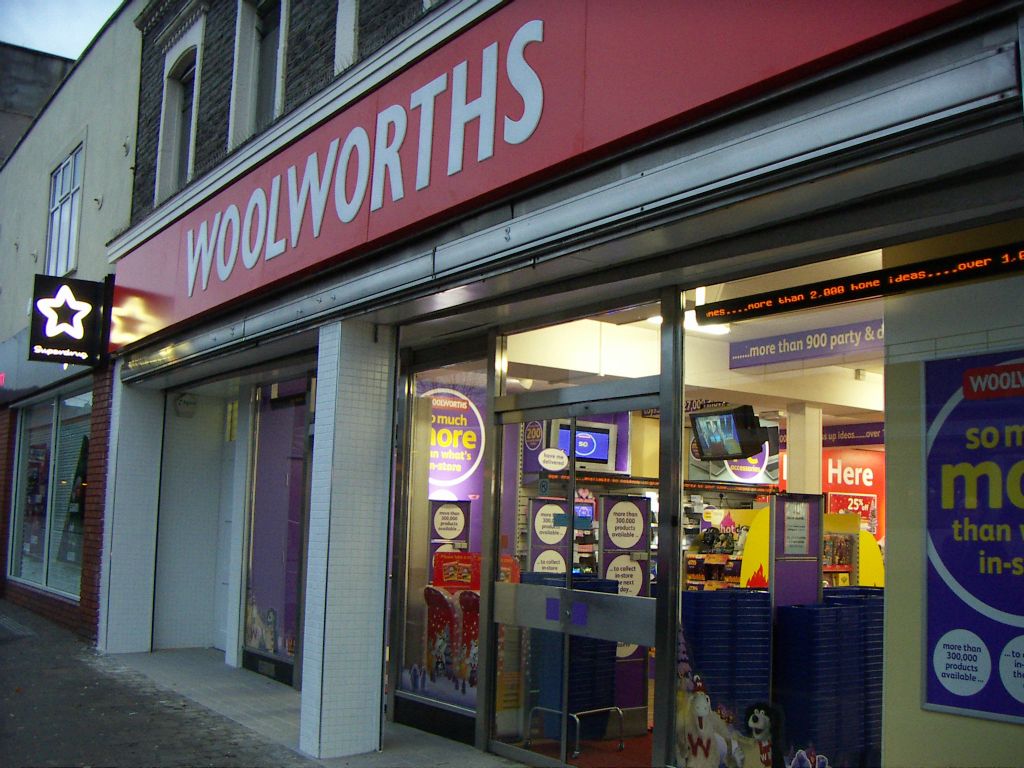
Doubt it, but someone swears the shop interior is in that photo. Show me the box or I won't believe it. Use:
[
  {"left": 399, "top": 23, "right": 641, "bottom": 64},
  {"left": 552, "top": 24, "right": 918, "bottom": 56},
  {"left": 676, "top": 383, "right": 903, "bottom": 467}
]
[{"left": 400, "top": 249, "right": 888, "bottom": 767}]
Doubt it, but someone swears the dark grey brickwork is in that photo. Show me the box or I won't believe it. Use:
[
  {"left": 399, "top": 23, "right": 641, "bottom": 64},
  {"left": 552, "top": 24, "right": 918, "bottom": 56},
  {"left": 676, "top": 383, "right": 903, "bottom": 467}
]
[
  {"left": 359, "top": 0, "right": 424, "bottom": 60},
  {"left": 130, "top": 0, "right": 192, "bottom": 224},
  {"left": 285, "top": 0, "right": 338, "bottom": 114},
  {"left": 193, "top": 1, "right": 236, "bottom": 178},
  {"left": 131, "top": 0, "right": 442, "bottom": 225}
]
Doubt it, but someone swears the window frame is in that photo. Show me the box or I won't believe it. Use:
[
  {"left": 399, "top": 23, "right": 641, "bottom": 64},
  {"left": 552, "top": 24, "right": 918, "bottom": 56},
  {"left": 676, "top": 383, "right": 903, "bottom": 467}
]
[
  {"left": 45, "top": 144, "right": 85, "bottom": 277},
  {"left": 155, "top": 12, "right": 206, "bottom": 202},
  {"left": 6, "top": 387, "right": 93, "bottom": 601},
  {"left": 334, "top": 0, "right": 358, "bottom": 75},
  {"left": 229, "top": 0, "right": 289, "bottom": 149}
]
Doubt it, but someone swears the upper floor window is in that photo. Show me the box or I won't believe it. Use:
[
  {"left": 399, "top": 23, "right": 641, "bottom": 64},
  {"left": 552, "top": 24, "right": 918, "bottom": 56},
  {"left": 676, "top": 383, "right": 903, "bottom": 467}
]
[
  {"left": 174, "top": 56, "right": 197, "bottom": 190},
  {"left": 155, "top": 9, "right": 205, "bottom": 202},
  {"left": 230, "top": 0, "right": 287, "bottom": 148},
  {"left": 46, "top": 144, "right": 84, "bottom": 276},
  {"left": 334, "top": 0, "right": 358, "bottom": 74}
]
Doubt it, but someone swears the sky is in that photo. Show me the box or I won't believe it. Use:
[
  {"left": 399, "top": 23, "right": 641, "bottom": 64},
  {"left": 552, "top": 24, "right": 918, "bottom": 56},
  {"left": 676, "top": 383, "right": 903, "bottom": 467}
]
[{"left": 0, "top": 0, "right": 123, "bottom": 60}]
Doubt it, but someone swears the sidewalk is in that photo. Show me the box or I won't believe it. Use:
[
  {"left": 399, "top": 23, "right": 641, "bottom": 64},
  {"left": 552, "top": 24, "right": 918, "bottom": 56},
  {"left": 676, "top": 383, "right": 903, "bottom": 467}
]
[{"left": 0, "top": 599, "right": 525, "bottom": 768}]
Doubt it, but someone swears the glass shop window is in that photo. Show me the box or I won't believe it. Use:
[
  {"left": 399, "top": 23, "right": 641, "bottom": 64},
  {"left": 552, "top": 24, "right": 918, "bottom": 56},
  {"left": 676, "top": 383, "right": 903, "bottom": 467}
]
[
  {"left": 397, "top": 360, "right": 488, "bottom": 711},
  {"left": 9, "top": 391, "right": 92, "bottom": 597}
]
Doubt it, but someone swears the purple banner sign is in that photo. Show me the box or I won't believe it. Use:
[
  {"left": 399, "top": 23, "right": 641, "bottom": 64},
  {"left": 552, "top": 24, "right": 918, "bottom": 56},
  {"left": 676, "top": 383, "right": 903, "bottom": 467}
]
[
  {"left": 778, "top": 421, "right": 884, "bottom": 449},
  {"left": 925, "top": 350, "right": 1024, "bottom": 723},
  {"left": 529, "top": 499, "right": 570, "bottom": 574},
  {"left": 601, "top": 495, "right": 651, "bottom": 599},
  {"left": 429, "top": 499, "right": 471, "bottom": 565},
  {"left": 730, "top": 319, "right": 884, "bottom": 369},
  {"left": 418, "top": 383, "right": 487, "bottom": 557}
]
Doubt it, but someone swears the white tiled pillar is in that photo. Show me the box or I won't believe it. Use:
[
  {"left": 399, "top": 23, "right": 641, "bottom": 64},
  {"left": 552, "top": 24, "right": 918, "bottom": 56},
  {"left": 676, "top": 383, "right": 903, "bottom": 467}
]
[
  {"left": 98, "top": 361, "right": 165, "bottom": 653},
  {"left": 300, "top": 320, "right": 396, "bottom": 758}
]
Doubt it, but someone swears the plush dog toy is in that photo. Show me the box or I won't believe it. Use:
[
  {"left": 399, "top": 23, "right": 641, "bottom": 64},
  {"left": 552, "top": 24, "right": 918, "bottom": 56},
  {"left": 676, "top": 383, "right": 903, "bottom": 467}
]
[{"left": 733, "top": 702, "right": 783, "bottom": 768}]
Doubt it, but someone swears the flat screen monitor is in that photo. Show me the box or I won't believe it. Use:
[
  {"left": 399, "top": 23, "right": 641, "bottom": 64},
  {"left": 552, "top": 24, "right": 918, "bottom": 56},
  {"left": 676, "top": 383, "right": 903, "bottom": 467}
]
[
  {"left": 690, "top": 404, "right": 768, "bottom": 461},
  {"left": 574, "top": 501, "right": 595, "bottom": 529}
]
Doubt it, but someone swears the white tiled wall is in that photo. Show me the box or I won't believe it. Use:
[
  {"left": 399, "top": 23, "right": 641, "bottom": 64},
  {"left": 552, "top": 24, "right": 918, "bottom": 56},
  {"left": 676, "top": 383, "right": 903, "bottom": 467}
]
[
  {"left": 300, "top": 320, "right": 396, "bottom": 759},
  {"left": 98, "top": 363, "right": 165, "bottom": 653},
  {"left": 153, "top": 394, "right": 225, "bottom": 649}
]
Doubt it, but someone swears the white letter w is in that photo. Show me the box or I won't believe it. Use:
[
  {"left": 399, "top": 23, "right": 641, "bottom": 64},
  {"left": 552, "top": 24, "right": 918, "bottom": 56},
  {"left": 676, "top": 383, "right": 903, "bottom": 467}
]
[{"left": 186, "top": 212, "right": 221, "bottom": 297}]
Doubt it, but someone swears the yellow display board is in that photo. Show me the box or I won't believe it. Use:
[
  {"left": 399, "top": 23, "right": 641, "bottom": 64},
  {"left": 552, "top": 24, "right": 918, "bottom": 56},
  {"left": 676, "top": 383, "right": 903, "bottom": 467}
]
[{"left": 711, "top": 507, "right": 887, "bottom": 588}]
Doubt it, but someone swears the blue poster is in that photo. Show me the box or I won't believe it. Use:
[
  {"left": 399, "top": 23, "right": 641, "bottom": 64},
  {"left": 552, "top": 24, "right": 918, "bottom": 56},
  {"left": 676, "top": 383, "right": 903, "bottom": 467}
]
[{"left": 925, "top": 350, "right": 1024, "bottom": 722}]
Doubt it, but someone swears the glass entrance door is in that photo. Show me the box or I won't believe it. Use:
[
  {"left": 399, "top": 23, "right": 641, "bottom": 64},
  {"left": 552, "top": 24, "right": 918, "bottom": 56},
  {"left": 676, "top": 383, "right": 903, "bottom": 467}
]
[
  {"left": 492, "top": 404, "right": 659, "bottom": 767},
  {"left": 242, "top": 375, "right": 313, "bottom": 686}
]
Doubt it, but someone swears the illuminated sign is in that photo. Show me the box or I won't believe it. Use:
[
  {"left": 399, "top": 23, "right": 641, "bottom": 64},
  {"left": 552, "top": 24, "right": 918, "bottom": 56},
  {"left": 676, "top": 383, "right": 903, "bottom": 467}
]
[
  {"left": 29, "top": 275, "right": 111, "bottom": 366},
  {"left": 697, "top": 244, "right": 1024, "bottom": 324},
  {"left": 114, "top": 0, "right": 976, "bottom": 342}
]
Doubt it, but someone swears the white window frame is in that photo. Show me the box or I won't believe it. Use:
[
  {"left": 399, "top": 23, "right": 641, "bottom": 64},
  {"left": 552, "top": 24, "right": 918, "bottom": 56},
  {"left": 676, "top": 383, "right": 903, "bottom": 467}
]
[
  {"left": 334, "top": 0, "right": 358, "bottom": 75},
  {"left": 45, "top": 144, "right": 85, "bottom": 277},
  {"left": 155, "top": 11, "right": 206, "bottom": 203},
  {"left": 229, "top": 0, "right": 289, "bottom": 149}
]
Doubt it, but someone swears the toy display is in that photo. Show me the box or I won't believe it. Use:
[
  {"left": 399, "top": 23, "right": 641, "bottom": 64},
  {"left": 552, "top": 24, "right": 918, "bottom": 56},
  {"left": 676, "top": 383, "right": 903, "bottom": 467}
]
[
  {"left": 733, "top": 702, "right": 784, "bottom": 768},
  {"left": 676, "top": 675, "right": 734, "bottom": 768}
]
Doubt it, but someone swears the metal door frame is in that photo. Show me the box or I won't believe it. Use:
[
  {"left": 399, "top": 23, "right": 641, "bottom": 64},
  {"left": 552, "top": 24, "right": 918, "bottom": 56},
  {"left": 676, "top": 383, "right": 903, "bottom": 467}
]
[{"left": 485, "top": 288, "right": 683, "bottom": 767}]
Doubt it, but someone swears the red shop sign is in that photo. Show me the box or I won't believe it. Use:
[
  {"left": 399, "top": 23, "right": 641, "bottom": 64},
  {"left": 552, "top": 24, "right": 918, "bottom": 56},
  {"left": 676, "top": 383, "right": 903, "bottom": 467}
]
[{"left": 114, "top": 0, "right": 978, "bottom": 342}]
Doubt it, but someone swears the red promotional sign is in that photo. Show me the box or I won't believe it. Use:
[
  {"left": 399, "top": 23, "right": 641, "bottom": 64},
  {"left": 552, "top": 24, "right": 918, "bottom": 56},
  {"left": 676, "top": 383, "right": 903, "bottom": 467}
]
[
  {"left": 781, "top": 447, "right": 886, "bottom": 542},
  {"left": 962, "top": 362, "right": 1024, "bottom": 399},
  {"left": 114, "top": 0, "right": 977, "bottom": 343}
]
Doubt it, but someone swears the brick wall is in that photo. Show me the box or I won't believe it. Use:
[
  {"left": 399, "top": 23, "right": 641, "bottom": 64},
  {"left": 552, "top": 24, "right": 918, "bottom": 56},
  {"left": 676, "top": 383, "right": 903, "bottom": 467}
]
[
  {"left": 284, "top": 0, "right": 338, "bottom": 115},
  {"left": 79, "top": 365, "right": 113, "bottom": 640},
  {"left": 130, "top": 0, "right": 191, "bottom": 224},
  {"left": 359, "top": 0, "right": 424, "bottom": 60},
  {"left": 192, "top": 1, "right": 234, "bottom": 179},
  {"left": 0, "top": 407, "right": 16, "bottom": 597},
  {"left": 1, "top": 366, "right": 113, "bottom": 641},
  {"left": 131, "top": 0, "right": 437, "bottom": 225}
]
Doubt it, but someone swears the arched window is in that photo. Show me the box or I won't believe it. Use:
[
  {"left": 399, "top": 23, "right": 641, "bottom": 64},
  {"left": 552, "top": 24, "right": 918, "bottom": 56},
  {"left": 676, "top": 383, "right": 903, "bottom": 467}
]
[{"left": 155, "top": 9, "right": 205, "bottom": 202}]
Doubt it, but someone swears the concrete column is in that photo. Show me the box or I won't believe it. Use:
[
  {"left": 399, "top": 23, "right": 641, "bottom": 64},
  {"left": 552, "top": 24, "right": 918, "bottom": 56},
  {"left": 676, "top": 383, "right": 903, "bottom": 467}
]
[
  {"left": 300, "top": 320, "right": 396, "bottom": 759},
  {"left": 97, "top": 362, "right": 165, "bottom": 653},
  {"left": 785, "top": 402, "right": 822, "bottom": 494}
]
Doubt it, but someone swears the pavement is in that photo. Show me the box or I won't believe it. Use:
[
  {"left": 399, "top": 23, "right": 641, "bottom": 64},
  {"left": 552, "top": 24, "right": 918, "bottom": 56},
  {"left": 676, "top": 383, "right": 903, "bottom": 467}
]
[{"left": 0, "top": 598, "right": 526, "bottom": 768}]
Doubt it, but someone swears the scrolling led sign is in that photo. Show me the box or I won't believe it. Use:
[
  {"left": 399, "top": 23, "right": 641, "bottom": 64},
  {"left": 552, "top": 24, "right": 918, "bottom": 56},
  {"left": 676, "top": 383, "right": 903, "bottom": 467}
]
[
  {"left": 29, "top": 274, "right": 110, "bottom": 366},
  {"left": 696, "top": 244, "right": 1024, "bottom": 324}
]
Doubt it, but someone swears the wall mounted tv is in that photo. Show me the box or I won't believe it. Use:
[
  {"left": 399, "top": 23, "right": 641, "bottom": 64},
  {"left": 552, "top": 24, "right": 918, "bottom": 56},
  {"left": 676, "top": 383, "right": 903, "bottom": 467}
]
[
  {"left": 548, "top": 419, "right": 625, "bottom": 474},
  {"left": 689, "top": 404, "right": 769, "bottom": 461}
]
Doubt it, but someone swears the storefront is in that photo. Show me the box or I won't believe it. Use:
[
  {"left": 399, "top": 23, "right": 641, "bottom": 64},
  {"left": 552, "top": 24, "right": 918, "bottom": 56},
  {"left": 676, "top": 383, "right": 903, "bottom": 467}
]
[{"left": 101, "top": 1, "right": 1023, "bottom": 765}]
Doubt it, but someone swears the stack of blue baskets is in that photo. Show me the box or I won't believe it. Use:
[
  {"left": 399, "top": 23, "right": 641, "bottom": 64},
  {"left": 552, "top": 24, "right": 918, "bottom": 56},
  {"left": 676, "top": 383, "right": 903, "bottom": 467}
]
[
  {"left": 681, "top": 589, "right": 772, "bottom": 722},
  {"left": 824, "top": 587, "right": 884, "bottom": 767},
  {"left": 775, "top": 604, "right": 843, "bottom": 756},
  {"left": 776, "top": 588, "right": 884, "bottom": 768}
]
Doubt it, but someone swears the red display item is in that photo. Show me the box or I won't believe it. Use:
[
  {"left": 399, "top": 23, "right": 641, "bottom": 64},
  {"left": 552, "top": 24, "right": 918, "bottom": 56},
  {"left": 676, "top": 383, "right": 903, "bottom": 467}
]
[
  {"left": 458, "top": 590, "right": 480, "bottom": 689},
  {"left": 423, "top": 586, "right": 459, "bottom": 684},
  {"left": 433, "top": 551, "right": 481, "bottom": 590}
]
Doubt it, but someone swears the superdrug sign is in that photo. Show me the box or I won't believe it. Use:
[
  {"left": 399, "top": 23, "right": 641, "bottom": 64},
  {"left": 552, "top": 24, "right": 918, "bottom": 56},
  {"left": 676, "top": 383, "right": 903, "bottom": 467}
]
[{"left": 29, "top": 274, "right": 111, "bottom": 366}]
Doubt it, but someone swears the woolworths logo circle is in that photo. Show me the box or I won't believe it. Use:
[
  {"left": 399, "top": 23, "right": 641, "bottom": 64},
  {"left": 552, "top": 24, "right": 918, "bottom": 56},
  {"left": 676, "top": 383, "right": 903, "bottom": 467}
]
[{"left": 424, "top": 387, "right": 485, "bottom": 488}]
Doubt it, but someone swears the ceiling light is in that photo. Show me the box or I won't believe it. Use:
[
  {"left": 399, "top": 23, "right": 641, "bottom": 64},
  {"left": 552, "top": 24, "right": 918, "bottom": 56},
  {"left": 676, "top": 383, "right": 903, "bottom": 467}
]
[{"left": 684, "top": 309, "right": 730, "bottom": 335}]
